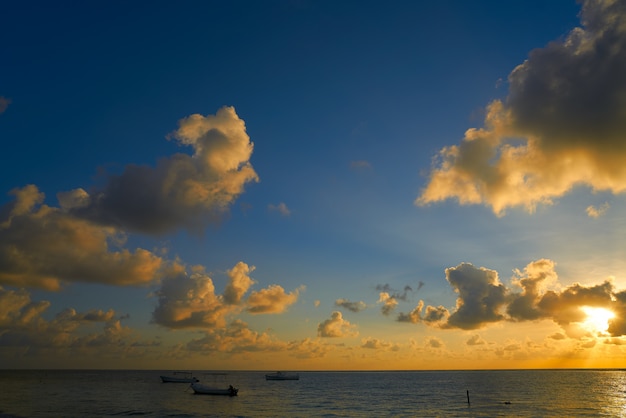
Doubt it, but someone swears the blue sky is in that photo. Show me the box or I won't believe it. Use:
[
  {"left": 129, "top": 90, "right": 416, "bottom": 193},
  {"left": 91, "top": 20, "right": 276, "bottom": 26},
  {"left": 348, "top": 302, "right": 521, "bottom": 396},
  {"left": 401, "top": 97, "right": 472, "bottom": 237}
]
[{"left": 2, "top": 0, "right": 626, "bottom": 370}]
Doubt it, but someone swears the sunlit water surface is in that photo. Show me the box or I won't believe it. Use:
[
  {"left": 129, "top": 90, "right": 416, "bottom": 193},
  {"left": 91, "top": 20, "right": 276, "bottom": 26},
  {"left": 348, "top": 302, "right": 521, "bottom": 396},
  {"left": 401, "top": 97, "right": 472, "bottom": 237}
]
[{"left": 1, "top": 369, "right": 625, "bottom": 417}]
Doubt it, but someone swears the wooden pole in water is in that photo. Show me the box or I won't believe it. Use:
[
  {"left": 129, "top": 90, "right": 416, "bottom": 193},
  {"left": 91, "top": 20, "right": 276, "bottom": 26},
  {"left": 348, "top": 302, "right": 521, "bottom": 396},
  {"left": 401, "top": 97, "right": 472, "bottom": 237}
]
[{"left": 467, "top": 390, "right": 470, "bottom": 406}]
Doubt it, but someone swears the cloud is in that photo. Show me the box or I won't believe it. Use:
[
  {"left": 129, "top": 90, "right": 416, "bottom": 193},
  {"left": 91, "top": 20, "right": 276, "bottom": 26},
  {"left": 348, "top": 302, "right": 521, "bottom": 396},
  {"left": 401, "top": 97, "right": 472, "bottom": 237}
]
[
  {"left": 378, "top": 292, "right": 398, "bottom": 316},
  {"left": 317, "top": 311, "right": 358, "bottom": 338},
  {"left": 246, "top": 284, "right": 302, "bottom": 314},
  {"left": 507, "top": 259, "right": 559, "bottom": 321},
  {"left": 335, "top": 298, "right": 367, "bottom": 312},
  {"left": 152, "top": 261, "right": 302, "bottom": 329},
  {"left": 466, "top": 334, "right": 487, "bottom": 346},
  {"left": 0, "top": 107, "right": 260, "bottom": 290},
  {"left": 397, "top": 301, "right": 423, "bottom": 323},
  {"left": 0, "top": 96, "right": 11, "bottom": 114},
  {"left": 402, "top": 259, "right": 626, "bottom": 340},
  {"left": 0, "top": 185, "right": 164, "bottom": 290},
  {"left": 0, "top": 286, "right": 148, "bottom": 362},
  {"left": 268, "top": 202, "right": 291, "bottom": 216},
  {"left": 151, "top": 266, "right": 231, "bottom": 329},
  {"left": 375, "top": 284, "right": 414, "bottom": 301},
  {"left": 397, "top": 300, "right": 449, "bottom": 325},
  {"left": 417, "top": 0, "right": 626, "bottom": 216},
  {"left": 223, "top": 262, "right": 256, "bottom": 305},
  {"left": 361, "top": 337, "right": 400, "bottom": 351},
  {"left": 186, "top": 319, "right": 287, "bottom": 353},
  {"left": 425, "top": 336, "right": 444, "bottom": 349},
  {"left": 443, "top": 263, "right": 508, "bottom": 330},
  {"left": 69, "top": 106, "right": 259, "bottom": 234},
  {"left": 586, "top": 202, "right": 610, "bottom": 218}
]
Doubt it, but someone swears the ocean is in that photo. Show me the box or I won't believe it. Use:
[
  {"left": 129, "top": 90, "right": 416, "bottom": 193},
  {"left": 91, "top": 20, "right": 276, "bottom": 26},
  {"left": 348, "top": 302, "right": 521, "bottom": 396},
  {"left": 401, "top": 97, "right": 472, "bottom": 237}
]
[{"left": 1, "top": 369, "right": 625, "bottom": 417}]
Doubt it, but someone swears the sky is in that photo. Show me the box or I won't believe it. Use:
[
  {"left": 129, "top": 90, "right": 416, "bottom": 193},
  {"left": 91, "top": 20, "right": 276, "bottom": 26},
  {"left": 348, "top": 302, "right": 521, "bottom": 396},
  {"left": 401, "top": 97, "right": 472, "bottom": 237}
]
[{"left": 2, "top": 0, "right": 626, "bottom": 370}]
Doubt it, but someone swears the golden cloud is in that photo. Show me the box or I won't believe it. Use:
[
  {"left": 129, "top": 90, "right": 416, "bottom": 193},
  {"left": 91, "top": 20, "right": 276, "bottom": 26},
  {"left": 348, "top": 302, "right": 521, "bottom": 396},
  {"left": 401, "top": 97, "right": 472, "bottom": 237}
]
[{"left": 417, "top": 0, "right": 626, "bottom": 215}]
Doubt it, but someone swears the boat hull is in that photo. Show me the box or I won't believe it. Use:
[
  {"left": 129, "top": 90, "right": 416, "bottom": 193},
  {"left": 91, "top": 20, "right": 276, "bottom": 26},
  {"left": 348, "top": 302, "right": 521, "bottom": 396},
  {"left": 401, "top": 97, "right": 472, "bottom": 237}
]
[
  {"left": 265, "top": 373, "right": 299, "bottom": 380},
  {"left": 190, "top": 383, "right": 238, "bottom": 396},
  {"left": 161, "top": 375, "right": 199, "bottom": 383}
]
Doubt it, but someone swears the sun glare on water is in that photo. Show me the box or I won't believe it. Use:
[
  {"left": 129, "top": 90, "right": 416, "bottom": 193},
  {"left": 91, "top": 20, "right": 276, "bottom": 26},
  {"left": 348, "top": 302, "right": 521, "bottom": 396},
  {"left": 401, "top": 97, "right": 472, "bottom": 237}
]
[{"left": 581, "top": 306, "right": 615, "bottom": 334}]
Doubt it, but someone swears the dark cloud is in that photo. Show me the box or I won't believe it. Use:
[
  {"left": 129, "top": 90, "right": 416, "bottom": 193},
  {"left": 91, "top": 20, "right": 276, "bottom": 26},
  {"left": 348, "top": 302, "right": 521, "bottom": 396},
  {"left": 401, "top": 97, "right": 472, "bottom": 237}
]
[
  {"left": 401, "top": 259, "right": 626, "bottom": 340},
  {"left": 507, "top": 0, "right": 626, "bottom": 150},
  {"left": 417, "top": 0, "right": 626, "bottom": 215},
  {"left": 397, "top": 300, "right": 449, "bottom": 325},
  {"left": 507, "top": 259, "right": 558, "bottom": 321},
  {"left": 335, "top": 298, "right": 367, "bottom": 313},
  {"left": 68, "top": 107, "right": 259, "bottom": 235},
  {"left": 375, "top": 284, "right": 414, "bottom": 301},
  {"left": 444, "top": 263, "right": 508, "bottom": 330},
  {"left": 0, "top": 185, "right": 164, "bottom": 290}
]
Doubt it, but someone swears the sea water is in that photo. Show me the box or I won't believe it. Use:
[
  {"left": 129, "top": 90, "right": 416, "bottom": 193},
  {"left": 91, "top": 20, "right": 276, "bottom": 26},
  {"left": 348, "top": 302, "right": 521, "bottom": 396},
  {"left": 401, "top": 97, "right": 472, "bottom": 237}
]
[{"left": 1, "top": 369, "right": 625, "bottom": 417}]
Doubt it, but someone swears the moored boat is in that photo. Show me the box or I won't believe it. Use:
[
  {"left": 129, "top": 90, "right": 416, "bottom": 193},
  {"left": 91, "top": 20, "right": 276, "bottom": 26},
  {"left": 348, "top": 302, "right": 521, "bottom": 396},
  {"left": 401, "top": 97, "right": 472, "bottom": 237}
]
[
  {"left": 190, "top": 382, "right": 238, "bottom": 396},
  {"left": 265, "top": 371, "right": 299, "bottom": 380},
  {"left": 160, "top": 371, "right": 199, "bottom": 383}
]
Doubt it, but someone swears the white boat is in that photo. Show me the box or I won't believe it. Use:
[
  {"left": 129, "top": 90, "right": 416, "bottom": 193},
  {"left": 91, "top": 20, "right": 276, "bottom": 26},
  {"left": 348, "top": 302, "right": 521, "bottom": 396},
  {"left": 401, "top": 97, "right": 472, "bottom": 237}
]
[
  {"left": 190, "top": 382, "right": 238, "bottom": 396},
  {"left": 265, "top": 371, "right": 299, "bottom": 380},
  {"left": 160, "top": 371, "right": 199, "bottom": 383}
]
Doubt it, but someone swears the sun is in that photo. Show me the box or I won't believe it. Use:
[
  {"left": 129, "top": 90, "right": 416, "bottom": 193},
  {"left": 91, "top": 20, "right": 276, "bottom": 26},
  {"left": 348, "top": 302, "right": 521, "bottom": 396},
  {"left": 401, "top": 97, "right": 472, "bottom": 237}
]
[{"left": 580, "top": 306, "right": 614, "bottom": 335}]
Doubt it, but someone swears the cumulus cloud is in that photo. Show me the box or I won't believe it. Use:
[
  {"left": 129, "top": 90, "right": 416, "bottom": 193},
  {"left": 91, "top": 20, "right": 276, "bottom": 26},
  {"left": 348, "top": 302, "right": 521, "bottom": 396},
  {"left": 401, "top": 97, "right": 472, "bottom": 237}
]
[
  {"left": 507, "top": 259, "right": 559, "bottom": 321},
  {"left": 246, "top": 284, "right": 302, "bottom": 314},
  {"left": 397, "top": 300, "right": 449, "bottom": 324},
  {"left": 402, "top": 259, "right": 626, "bottom": 339},
  {"left": 317, "top": 311, "right": 358, "bottom": 338},
  {"left": 69, "top": 106, "right": 259, "bottom": 234},
  {"left": 152, "top": 266, "right": 230, "bottom": 329},
  {"left": 268, "top": 202, "right": 291, "bottom": 216},
  {"left": 0, "top": 185, "right": 164, "bottom": 290},
  {"left": 0, "top": 286, "right": 146, "bottom": 364},
  {"left": 397, "top": 301, "right": 423, "bottom": 323},
  {"left": 223, "top": 262, "right": 256, "bottom": 305},
  {"left": 444, "top": 263, "right": 508, "bottom": 330},
  {"left": 335, "top": 298, "right": 367, "bottom": 313},
  {"left": 0, "top": 96, "right": 11, "bottom": 114},
  {"left": 0, "top": 107, "right": 261, "bottom": 290},
  {"left": 152, "top": 262, "right": 302, "bottom": 329},
  {"left": 417, "top": 0, "right": 626, "bottom": 216}
]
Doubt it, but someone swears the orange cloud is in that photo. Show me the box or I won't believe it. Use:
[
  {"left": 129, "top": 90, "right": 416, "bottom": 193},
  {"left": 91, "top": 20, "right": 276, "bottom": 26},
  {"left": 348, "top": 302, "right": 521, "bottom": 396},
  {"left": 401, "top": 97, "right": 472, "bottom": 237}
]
[
  {"left": 0, "top": 286, "right": 148, "bottom": 364},
  {"left": 361, "top": 337, "right": 400, "bottom": 351},
  {"left": 152, "top": 262, "right": 302, "bottom": 328},
  {"left": 417, "top": 0, "right": 626, "bottom": 215},
  {"left": 317, "top": 311, "right": 358, "bottom": 338},
  {"left": 246, "top": 284, "right": 301, "bottom": 314},
  {"left": 0, "top": 185, "right": 163, "bottom": 290},
  {"left": 398, "top": 259, "right": 626, "bottom": 340},
  {"left": 378, "top": 292, "right": 399, "bottom": 316}
]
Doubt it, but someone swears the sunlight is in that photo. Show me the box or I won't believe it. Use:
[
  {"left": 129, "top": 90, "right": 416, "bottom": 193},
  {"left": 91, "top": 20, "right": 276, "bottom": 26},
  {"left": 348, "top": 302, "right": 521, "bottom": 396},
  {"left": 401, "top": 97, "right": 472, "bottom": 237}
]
[{"left": 581, "top": 306, "right": 615, "bottom": 335}]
